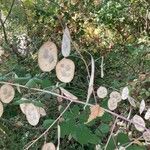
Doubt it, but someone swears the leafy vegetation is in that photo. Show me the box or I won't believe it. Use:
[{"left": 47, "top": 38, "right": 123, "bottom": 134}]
[{"left": 0, "top": 0, "right": 150, "bottom": 150}]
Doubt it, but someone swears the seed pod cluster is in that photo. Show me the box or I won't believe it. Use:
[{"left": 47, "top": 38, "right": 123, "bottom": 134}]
[{"left": 19, "top": 98, "right": 46, "bottom": 126}]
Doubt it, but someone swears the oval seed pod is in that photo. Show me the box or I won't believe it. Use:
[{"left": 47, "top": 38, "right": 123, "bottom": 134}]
[
  {"left": 25, "top": 103, "right": 40, "bottom": 126},
  {"left": 97, "top": 86, "right": 108, "bottom": 98},
  {"left": 143, "top": 130, "right": 150, "bottom": 142},
  {"left": 38, "top": 41, "right": 58, "bottom": 72},
  {"left": 108, "top": 98, "right": 118, "bottom": 111},
  {"left": 121, "top": 86, "right": 129, "bottom": 100},
  {"left": 42, "top": 142, "right": 56, "bottom": 150},
  {"left": 145, "top": 108, "right": 150, "bottom": 120},
  {"left": 37, "top": 107, "right": 46, "bottom": 117},
  {"left": 19, "top": 98, "right": 30, "bottom": 114},
  {"left": 132, "top": 115, "right": 145, "bottom": 132},
  {"left": 110, "top": 91, "right": 121, "bottom": 102},
  {"left": 0, "top": 84, "right": 15, "bottom": 103},
  {"left": 56, "top": 58, "right": 75, "bottom": 83},
  {"left": 0, "top": 101, "right": 4, "bottom": 117},
  {"left": 20, "top": 103, "right": 29, "bottom": 114}
]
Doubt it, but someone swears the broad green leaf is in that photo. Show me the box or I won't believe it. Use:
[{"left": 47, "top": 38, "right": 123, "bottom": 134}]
[{"left": 43, "top": 119, "right": 55, "bottom": 129}]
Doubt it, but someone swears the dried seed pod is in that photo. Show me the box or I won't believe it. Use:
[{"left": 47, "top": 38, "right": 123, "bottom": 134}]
[
  {"left": 108, "top": 98, "right": 118, "bottom": 111},
  {"left": 97, "top": 86, "right": 108, "bottom": 98},
  {"left": 19, "top": 98, "right": 29, "bottom": 114},
  {"left": 128, "top": 96, "right": 136, "bottom": 107},
  {"left": 42, "top": 142, "right": 56, "bottom": 150},
  {"left": 143, "top": 130, "right": 150, "bottom": 141},
  {"left": 145, "top": 108, "right": 150, "bottom": 120},
  {"left": 38, "top": 41, "right": 58, "bottom": 72},
  {"left": 61, "top": 26, "right": 71, "bottom": 57},
  {"left": 20, "top": 103, "right": 29, "bottom": 114},
  {"left": 56, "top": 58, "right": 75, "bottom": 83},
  {"left": 60, "top": 87, "right": 77, "bottom": 100},
  {"left": 0, "top": 101, "right": 4, "bottom": 117},
  {"left": 121, "top": 86, "right": 129, "bottom": 100},
  {"left": 110, "top": 91, "right": 121, "bottom": 102},
  {"left": 139, "top": 99, "right": 145, "bottom": 115},
  {"left": 0, "top": 84, "right": 15, "bottom": 103},
  {"left": 132, "top": 115, "right": 145, "bottom": 132},
  {"left": 25, "top": 103, "right": 40, "bottom": 126},
  {"left": 37, "top": 107, "right": 46, "bottom": 117}
]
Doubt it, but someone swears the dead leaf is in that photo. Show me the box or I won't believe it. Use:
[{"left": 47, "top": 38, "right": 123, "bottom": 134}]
[
  {"left": 97, "top": 86, "right": 108, "bottom": 99},
  {"left": 0, "top": 84, "right": 15, "bottom": 103},
  {"left": 87, "top": 104, "right": 104, "bottom": 123},
  {"left": 132, "top": 115, "right": 145, "bottom": 132},
  {"left": 139, "top": 99, "right": 145, "bottom": 115},
  {"left": 61, "top": 26, "right": 71, "bottom": 57},
  {"left": 56, "top": 58, "right": 75, "bottom": 83},
  {"left": 38, "top": 41, "right": 58, "bottom": 72}
]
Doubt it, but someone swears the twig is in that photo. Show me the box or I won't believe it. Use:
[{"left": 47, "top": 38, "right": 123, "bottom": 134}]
[
  {"left": 105, "top": 117, "right": 118, "bottom": 150},
  {"left": 0, "top": 81, "right": 148, "bottom": 132},
  {"left": 23, "top": 101, "right": 72, "bottom": 150},
  {"left": 124, "top": 135, "right": 143, "bottom": 148},
  {"left": 0, "top": 11, "right": 9, "bottom": 44},
  {"left": 3, "top": 0, "right": 15, "bottom": 24}
]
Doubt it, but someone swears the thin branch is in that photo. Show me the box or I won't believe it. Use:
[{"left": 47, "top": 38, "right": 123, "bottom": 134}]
[
  {"left": 104, "top": 117, "right": 118, "bottom": 150},
  {"left": 3, "top": 0, "right": 15, "bottom": 24},
  {"left": 0, "top": 11, "right": 9, "bottom": 44},
  {"left": 0, "top": 81, "right": 148, "bottom": 132}
]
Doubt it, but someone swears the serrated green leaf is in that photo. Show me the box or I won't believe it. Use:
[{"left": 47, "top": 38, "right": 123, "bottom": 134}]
[
  {"left": 116, "top": 132, "right": 130, "bottom": 145},
  {"left": 101, "top": 112, "right": 112, "bottom": 123},
  {"left": 99, "top": 123, "right": 110, "bottom": 134},
  {"left": 42, "top": 119, "right": 55, "bottom": 129},
  {"left": 74, "top": 125, "right": 99, "bottom": 145},
  {"left": 127, "top": 144, "right": 146, "bottom": 150}
]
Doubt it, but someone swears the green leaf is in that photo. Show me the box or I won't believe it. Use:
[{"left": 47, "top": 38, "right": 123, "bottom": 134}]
[
  {"left": 41, "top": 79, "right": 52, "bottom": 88},
  {"left": 25, "top": 77, "right": 42, "bottom": 88},
  {"left": 116, "top": 132, "right": 130, "bottom": 145},
  {"left": 73, "top": 125, "right": 99, "bottom": 145},
  {"left": 42, "top": 119, "right": 55, "bottom": 129},
  {"left": 61, "top": 119, "right": 77, "bottom": 137},
  {"left": 101, "top": 112, "right": 112, "bottom": 123},
  {"left": 105, "top": 137, "right": 116, "bottom": 150},
  {"left": 127, "top": 145, "right": 146, "bottom": 150},
  {"left": 99, "top": 123, "right": 110, "bottom": 134}
]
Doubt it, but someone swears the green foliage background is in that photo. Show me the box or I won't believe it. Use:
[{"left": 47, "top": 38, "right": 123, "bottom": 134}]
[{"left": 0, "top": 0, "right": 149, "bottom": 149}]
